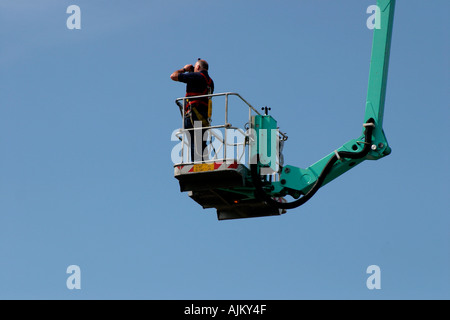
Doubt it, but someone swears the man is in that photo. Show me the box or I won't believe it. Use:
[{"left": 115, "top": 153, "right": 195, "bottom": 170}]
[{"left": 170, "top": 59, "right": 214, "bottom": 162}]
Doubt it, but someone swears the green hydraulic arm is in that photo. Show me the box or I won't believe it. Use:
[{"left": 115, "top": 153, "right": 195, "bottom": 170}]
[{"left": 251, "top": 0, "right": 396, "bottom": 208}]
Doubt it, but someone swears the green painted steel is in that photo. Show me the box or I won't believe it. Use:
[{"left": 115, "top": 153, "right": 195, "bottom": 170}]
[
  {"left": 365, "top": 0, "right": 395, "bottom": 129},
  {"left": 270, "top": 0, "right": 396, "bottom": 197},
  {"left": 364, "top": 0, "right": 395, "bottom": 160},
  {"left": 250, "top": 114, "right": 279, "bottom": 173},
  {"left": 278, "top": 139, "right": 368, "bottom": 196}
]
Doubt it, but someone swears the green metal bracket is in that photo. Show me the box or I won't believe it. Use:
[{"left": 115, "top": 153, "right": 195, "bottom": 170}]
[{"left": 250, "top": 114, "right": 279, "bottom": 174}]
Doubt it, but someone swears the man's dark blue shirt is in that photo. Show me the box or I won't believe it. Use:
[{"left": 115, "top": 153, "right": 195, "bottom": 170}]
[
  {"left": 177, "top": 70, "right": 214, "bottom": 97},
  {"left": 178, "top": 70, "right": 214, "bottom": 121}
]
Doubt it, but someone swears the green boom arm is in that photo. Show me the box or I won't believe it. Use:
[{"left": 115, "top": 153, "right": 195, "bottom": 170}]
[{"left": 257, "top": 0, "right": 396, "bottom": 203}]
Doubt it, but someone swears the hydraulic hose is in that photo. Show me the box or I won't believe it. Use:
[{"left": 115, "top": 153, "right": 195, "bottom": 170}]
[{"left": 250, "top": 118, "right": 375, "bottom": 210}]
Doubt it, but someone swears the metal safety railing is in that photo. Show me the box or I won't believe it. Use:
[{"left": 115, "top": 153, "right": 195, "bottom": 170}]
[
  {"left": 174, "top": 92, "right": 261, "bottom": 165},
  {"left": 174, "top": 92, "right": 288, "bottom": 172}
]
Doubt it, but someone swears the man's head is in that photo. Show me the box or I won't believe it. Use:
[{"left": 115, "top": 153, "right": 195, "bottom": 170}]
[{"left": 194, "top": 59, "right": 209, "bottom": 72}]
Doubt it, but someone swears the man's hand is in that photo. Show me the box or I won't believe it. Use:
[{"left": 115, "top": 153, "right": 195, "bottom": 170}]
[{"left": 184, "top": 64, "right": 194, "bottom": 72}]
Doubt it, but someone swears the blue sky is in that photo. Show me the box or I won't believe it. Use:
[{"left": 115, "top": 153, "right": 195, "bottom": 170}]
[{"left": 0, "top": 0, "right": 448, "bottom": 299}]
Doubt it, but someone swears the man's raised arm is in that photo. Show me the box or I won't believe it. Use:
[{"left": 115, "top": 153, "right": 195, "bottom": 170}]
[{"left": 170, "top": 64, "right": 193, "bottom": 81}]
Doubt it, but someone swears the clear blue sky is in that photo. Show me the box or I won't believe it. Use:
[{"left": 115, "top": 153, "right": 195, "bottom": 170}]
[{"left": 0, "top": 0, "right": 448, "bottom": 299}]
